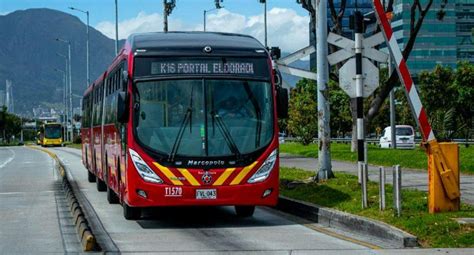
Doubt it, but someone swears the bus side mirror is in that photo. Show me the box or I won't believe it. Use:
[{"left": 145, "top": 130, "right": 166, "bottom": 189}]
[
  {"left": 277, "top": 87, "right": 288, "bottom": 119},
  {"left": 117, "top": 91, "right": 128, "bottom": 123},
  {"left": 122, "top": 70, "right": 129, "bottom": 89}
]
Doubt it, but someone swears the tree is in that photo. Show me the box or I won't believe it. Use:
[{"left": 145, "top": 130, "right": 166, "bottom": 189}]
[
  {"left": 0, "top": 106, "right": 22, "bottom": 144},
  {"left": 453, "top": 61, "right": 474, "bottom": 144},
  {"left": 418, "top": 62, "right": 474, "bottom": 142},
  {"left": 287, "top": 78, "right": 318, "bottom": 145},
  {"left": 329, "top": 80, "right": 351, "bottom": 137}
]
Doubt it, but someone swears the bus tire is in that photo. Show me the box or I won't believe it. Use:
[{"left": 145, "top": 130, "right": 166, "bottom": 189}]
[
  {"left": 235, "top": 206, "right": 255, "bottom": 217},
  {"left": 96, "top": 176, "right": 107, "bottom": 192},
  {"left": 123, "top": 203, "right": 141, "bottom": 220},
  {"left": 88, "top": 171, "right": 96, "bottom": 183},
  {"left": 107, "top": 186, "right": 119, "bottom": 204}
]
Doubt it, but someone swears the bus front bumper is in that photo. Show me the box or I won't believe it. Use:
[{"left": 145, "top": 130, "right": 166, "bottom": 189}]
[{"left": 125, "top": 180, "right": 279, "bottom": 208}]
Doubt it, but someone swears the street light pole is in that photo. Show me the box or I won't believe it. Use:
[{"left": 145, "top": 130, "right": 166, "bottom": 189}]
[
  {"left": 203, "top": 2, "right": 223, "bottom": 32},
  {"left": 56, "top": 52, "right": 69, "bottom": 142},
  {"left": 163, "top": 0, "right": 176, "bottom": 32},
  {"left": 69, "top": 7, "right": 90, "bottom": 87},
  {"left": 56, "top": 38, "right": 73, "bottom": 142},
  {"left": 54, "top": 68, "right": 67, "bottom": 137},
  {"left": 115, "top": 0, "right": 119, "bottom": 54},
  {"left": 259, "top": 0, "right": 267, "bottom": 47}
]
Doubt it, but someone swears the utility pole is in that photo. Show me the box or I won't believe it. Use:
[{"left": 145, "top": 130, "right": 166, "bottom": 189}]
[
  {"left": 314, "top": 0, "right": 333, "bottom": 180},
  {"left": 69, "top": 7, "right": 90, "bottom": 87},
  {"left": 115, "top": 0, "right": 119, "bottom": 55}
]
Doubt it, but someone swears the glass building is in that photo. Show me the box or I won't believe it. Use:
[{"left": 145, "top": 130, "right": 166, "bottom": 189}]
[
  {"left": 310, "top": 0, "right": 474, "bottom": 74},
  {"left": 456, "top": 0, "right": 474, "bottom": 63}
]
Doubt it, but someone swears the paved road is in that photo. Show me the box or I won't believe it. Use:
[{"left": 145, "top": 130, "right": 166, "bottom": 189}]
[
  {"left": 0, "top": 147, "right": 81, "bottom": 253},
  {"left": 50, "top": 147, "right": 379, "bottom": 253},
  {"left": 280, "top": 153, "right": 474, "bottom": 204}
]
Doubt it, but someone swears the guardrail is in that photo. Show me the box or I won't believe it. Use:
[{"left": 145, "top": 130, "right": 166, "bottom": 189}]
[{"left": 282, "top": 137, "right": 474, "bottom": 145}]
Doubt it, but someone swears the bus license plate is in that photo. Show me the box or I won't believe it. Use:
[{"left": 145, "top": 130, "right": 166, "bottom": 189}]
[{"left": 196, "top": 189, "right": 217, "bottom": 199}]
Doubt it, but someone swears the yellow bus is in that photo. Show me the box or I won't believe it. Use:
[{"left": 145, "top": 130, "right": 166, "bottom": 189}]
[{"left": 40, "top": 123, "right": 63, "bottom": 146}]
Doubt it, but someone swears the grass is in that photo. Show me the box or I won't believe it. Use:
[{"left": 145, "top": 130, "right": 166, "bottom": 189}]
[
  {"left": 280, "top": 167, "right": 474, "bottom": 248},
  {"left": 66, "top": 143, "right": 82, "bottom": 150},
  {"left": 280, "top": 142, "right": 474, "bottom": 174}
]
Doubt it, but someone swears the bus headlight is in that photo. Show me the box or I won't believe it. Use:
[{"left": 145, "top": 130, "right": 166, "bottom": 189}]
[
  {"left": 129, "top": 149, "right": 163, "bottom": 184},
  {"left": 248, "top": 149, "right": 278, "bottom": 183}
]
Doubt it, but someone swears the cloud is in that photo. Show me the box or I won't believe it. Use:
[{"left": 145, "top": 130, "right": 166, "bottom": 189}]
[{"left": 95, "top": 8, "right": 309, "bottom": 53}]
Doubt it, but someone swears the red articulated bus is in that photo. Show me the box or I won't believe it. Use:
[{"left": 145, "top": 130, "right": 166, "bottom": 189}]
[{"left": 81, "top": 32, "right": 288, "bottom": 220}]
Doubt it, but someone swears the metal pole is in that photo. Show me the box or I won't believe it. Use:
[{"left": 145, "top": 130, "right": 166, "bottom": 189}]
[
  {"left": 264, "top": 0, "right": 267, "bottom": 47},
  {"left": 314, "top": 0, "right": 332, "bottom": 180},
  {"left": 379, "top": 166, "right": 386, "bottom": 210},
  {"left": 115, "top": 0, "right": 119, "bottom": 54},
  {"left": 68, "top": 43, "right": 72, "bottom": 142},
  {"left": 389, "top": 55, "right": 396, "bottom": 149},
  {"left": 204, "top": 10, "right": 206, "bottom": 31},
  {"left": 86, "top": 11, "right": 90, "bottom": 86},
  {"left": 393, "top": 165, "right": 402, "bottom": 217},
  {"left": 354, "top": 11, "right": 365, "bottom": 172},
  {"left": 361, "top": 162, "right": 368, "bottom": 208},
  {"left": 163, "top": 0, "right": 168, "bottom": 32}
]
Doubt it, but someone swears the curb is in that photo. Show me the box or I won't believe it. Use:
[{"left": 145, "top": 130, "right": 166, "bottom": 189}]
[
  {"left": 28, "top": 146, "right": 98, "bottom": 252},
  {"left": 276, "top": 196, "right": 418, "bottom": 248}
]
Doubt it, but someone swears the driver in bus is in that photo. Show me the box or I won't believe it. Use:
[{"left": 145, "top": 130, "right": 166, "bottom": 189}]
[{"left": 218, "top": 96, "right": 250, "bottom": 118}]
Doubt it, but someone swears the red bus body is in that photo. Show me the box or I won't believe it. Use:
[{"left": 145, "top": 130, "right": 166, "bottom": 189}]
[{"left": 81, "top": 32, "right": 281, "bottom": 218}]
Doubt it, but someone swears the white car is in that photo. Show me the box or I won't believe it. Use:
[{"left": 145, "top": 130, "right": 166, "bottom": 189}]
[{"left": 379, "top": 125, "right": 415, "bottom": 149}]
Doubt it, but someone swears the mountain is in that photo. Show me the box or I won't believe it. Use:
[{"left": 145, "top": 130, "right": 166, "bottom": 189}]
[
  {"left": 0, "top": 8, "right": 308, "bottom": 116},
  {"left": 0, "top": 8, "right": 120, "bottom": 115}
]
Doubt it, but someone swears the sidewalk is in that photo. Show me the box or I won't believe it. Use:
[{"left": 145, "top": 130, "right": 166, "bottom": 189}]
[{"left": 279, "top": 153, "right": 474, "bottom": 205}]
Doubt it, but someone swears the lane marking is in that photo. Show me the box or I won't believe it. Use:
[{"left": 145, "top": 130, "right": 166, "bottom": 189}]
[
  {"left": 0, "top": 190, "right": 56, "bottom": 195},
  {"left": 0, "top": 148, "right": 15, "bottom": 169},
  {"left": 262, "top": 207, "right": 381, "bottom": 250}
]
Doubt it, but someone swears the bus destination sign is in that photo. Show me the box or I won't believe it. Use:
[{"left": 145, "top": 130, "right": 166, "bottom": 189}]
[
  {"left": 152, "top": 62, "right": 255, "bottom": 75},
  {"left": 135, "top": 57, "right": 269, "bottom": 78}
]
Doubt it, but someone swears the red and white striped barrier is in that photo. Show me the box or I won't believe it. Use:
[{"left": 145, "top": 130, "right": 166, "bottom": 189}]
[{"left": 372, "top": 0, "right": 435, "bottom": 142}]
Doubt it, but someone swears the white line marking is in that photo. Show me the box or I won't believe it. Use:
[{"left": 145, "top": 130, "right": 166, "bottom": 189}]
[
  {"left": 0, "top": 148, "right": 15, "bottom": 169},
  {"left": 0, "top": 191, "right": 56, "bottom": 195}
]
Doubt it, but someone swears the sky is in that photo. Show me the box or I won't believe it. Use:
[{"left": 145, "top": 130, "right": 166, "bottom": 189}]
[{"left": 0, "top": 0, "right": 311, "bottom": 53}]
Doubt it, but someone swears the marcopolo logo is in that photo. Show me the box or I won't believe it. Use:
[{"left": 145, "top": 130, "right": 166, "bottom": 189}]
[
  {"left": 187, "top": 160, "right": 225, "bottom": 167},
  {"left": 201, "top": 172, "right": 213, "bottom": 185}
]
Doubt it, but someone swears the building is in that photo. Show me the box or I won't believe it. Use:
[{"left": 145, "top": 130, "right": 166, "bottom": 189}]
[
  {"left": 456, "top": 0, "right": 474, "bottom": 63},
  {"left": 309, "top": 0, "right": 474, "bottom": 74},
  {"left": 387, "top": 0, "right": 473, "bottom": 74}
]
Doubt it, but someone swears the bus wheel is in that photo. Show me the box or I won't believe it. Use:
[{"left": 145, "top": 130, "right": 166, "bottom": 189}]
[
  {"left": 235, "top": 206, "right": 255, "bottom": 217},
  {"left": 107, "top": 186, "right": 119, "bottom": 204},
  {"left": 123, "top": 203, "right": 141, "bottom": 220},
  {"left": 88, "top": 171, "right": 96, "bottom": 183},
  {"left": 96, "top": 176, "right": 107, "bottom": 192}
]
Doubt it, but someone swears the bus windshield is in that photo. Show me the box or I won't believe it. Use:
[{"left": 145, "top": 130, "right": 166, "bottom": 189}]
[
  {"left": 45, "top": 125, "right": 62, "bottom": 139},
  {"left": 134, "top": 79, "right": 274, "bottom": 158}
]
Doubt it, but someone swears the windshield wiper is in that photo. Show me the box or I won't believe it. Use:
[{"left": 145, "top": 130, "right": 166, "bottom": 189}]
[
  {"left": 168, "top": 85, "right": 194, "bottom": 162},
  {"left": 212, "top": 112, "right": 241, "bottom": 157},
  {"left": 243, "top": 81, "right": 262, "bottom": 148}
]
